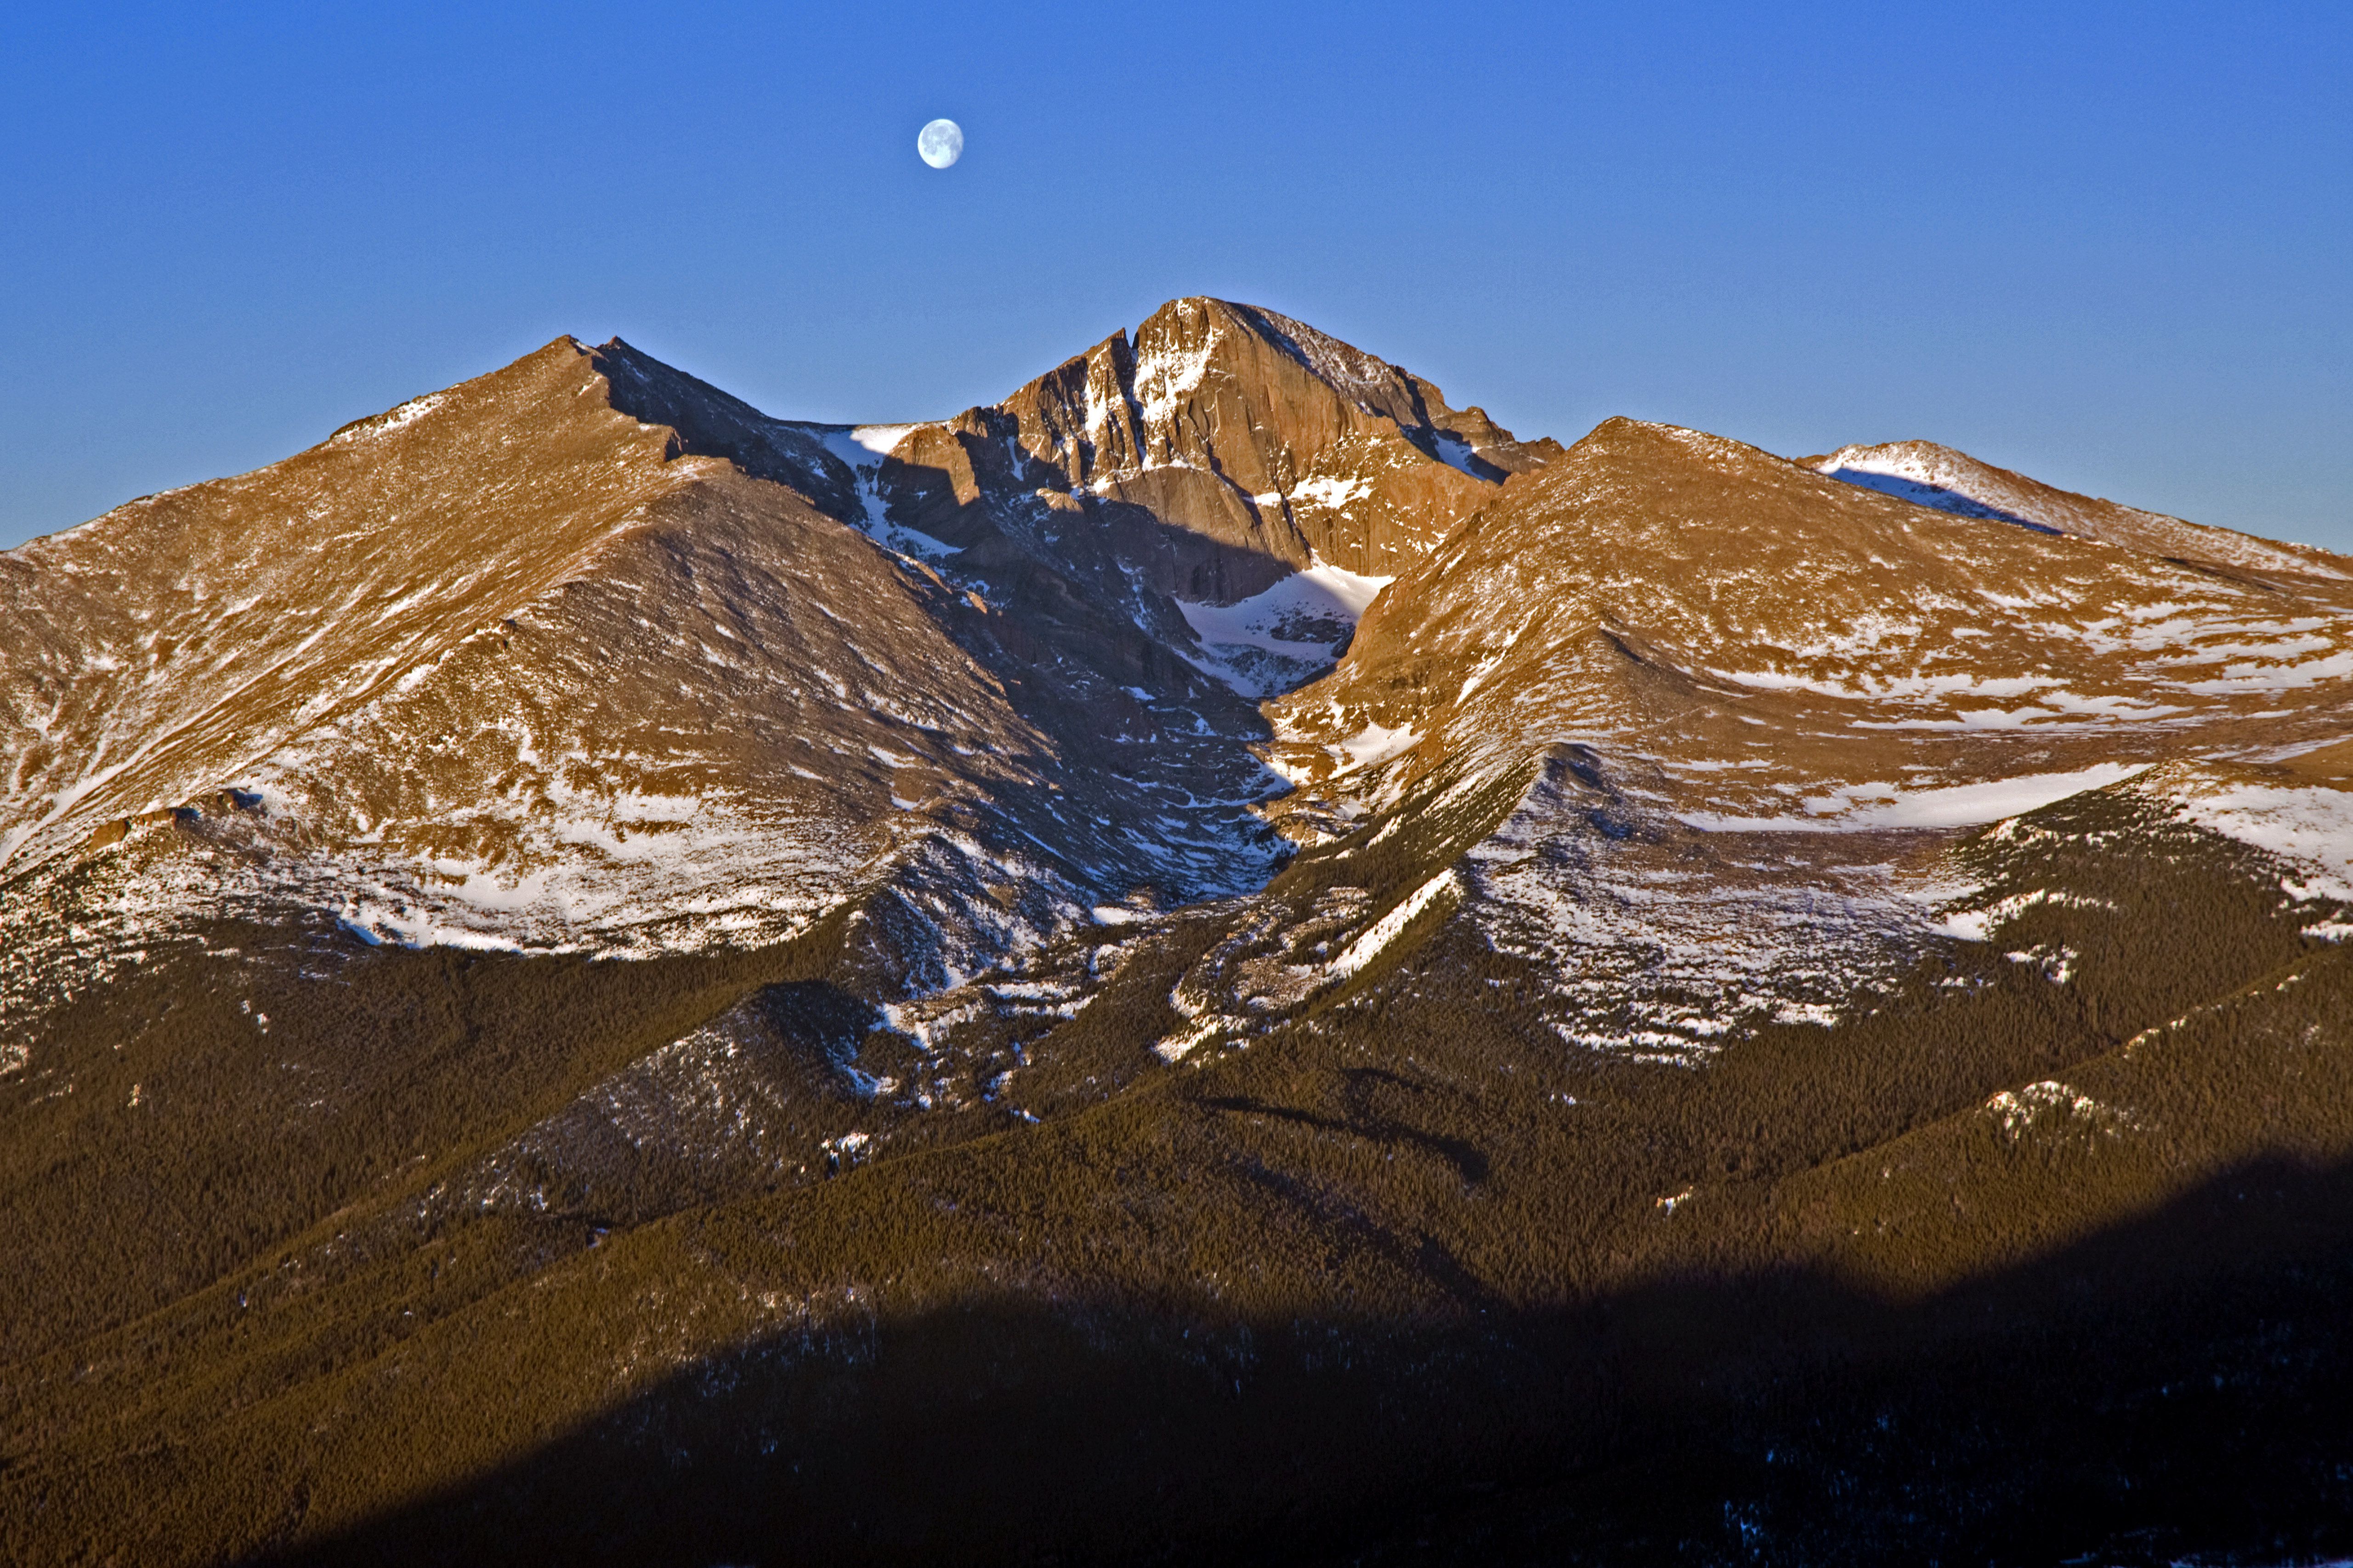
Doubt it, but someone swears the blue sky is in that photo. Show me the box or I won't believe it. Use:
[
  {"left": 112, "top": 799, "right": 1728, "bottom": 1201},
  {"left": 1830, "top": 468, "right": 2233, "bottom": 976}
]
[{"left": 1, "top": 1, "right": 2346, "bottom": 550}]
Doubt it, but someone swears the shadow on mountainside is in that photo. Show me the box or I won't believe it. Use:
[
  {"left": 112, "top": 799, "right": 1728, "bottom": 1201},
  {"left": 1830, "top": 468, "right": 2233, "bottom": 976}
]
[
  {"left": 13, "top": 776, "right": 2349, "bottom": 1566},
  {"left": 250, "top": 1153, "right": 2353, "bottom": 1568},
  {"left": 590, "top": 334, "right": 1317, "bottom": 911},
  {"left": 593, "top": 331, "right": 1340, "bottom": 624}
]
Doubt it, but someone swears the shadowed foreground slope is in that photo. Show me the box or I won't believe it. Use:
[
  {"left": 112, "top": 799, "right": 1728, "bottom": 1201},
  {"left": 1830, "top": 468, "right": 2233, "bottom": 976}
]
[
  {"left": 11, "top": 779, "right": 2353, "bottom": 1563},
  {"left": 270, "top": 1159, "right": 2353, "bottom": 1567}
]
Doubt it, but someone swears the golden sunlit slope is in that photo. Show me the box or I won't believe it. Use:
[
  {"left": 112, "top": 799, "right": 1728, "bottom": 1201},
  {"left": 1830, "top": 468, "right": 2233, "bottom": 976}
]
[
  {"left": 0, "top": 339, "right": 698, "bottom": 874},
  {"left": 0, "top": 339, "right": 1123, "bottom": 1017},
  {"left": 1199, "top": 416, "right": 2353, "bottom": 1056},
  {"left": 1272, "top": 417, "right": 2353, "bottom": 815}
]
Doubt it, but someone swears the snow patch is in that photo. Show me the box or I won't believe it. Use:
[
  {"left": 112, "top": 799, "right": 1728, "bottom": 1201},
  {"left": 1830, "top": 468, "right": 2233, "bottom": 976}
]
[
  {"left": 850, "top": 425, "right": 919, "bottom": 456},
  {"left": 815, "top": 427, "right": 961, "bottom": 560},
  {"left": 1134, "top": 336, "right": 1215, "bottom": 426},
  {"left": 1333, "top": 722, "right": 1421, "bottom": 774},
  {"left": 1679, "top": 764, "right": 2147, "bottom": 833},
  {"left": 1288, "top": 476, "right": 1373, "bottom": 511},
  {"left": 334, "top": 394, "right": 446, "bottom": 443},
  {"left": 1932, "top": 888, "right": 2116, "bottom": 942},
  {"left": 2165, "top": 777, "right": 2353, "bottom": 903},
  {"left": 338, "top": 903, "right": 534, "bottom": 954},
  {"left": 1177, "top": 557, "right": 1393, "bottom": 699},
  {"left": 1328, "top": 870, "right": 1462, "bottom": 980},
  {"left": 1431, "top": 435, "right": 1484, "bottom": 477},
  {"left": 1985, "top": 1080, "right": 2139, "bottom": 1140}
]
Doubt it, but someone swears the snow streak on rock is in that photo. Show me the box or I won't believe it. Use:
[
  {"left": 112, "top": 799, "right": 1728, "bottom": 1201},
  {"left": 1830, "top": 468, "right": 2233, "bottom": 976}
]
[{"left": 1460, "top": 762, "right": 1935, "bottom": 1057}]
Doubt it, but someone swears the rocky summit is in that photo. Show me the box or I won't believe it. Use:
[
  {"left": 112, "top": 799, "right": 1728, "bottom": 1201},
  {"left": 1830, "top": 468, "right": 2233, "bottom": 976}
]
[{"left": 6, "top": 300, "right": 2353, "bottom": 1565}]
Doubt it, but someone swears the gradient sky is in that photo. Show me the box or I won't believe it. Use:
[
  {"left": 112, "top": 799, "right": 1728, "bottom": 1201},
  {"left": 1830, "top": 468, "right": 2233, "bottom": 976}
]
[{"left": 2, "top": 1, "right": 2346, "bottom": 552}]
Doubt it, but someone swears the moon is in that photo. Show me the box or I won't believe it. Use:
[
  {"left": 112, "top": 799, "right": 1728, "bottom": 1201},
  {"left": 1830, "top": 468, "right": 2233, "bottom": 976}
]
[{"left": 917, "top": 119, "right": 964, "bottom": 169}]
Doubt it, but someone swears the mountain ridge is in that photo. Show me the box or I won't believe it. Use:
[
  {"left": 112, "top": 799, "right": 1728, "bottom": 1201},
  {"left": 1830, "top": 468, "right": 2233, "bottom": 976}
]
[{"left": 1804, "top": 435, "right": 2344, "bottom": 578}]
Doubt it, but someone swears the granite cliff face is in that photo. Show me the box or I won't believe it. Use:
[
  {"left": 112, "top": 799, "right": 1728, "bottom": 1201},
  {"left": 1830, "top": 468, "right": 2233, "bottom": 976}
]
[
  {"left": 7, "top": 302, "right": 2353, "bottom": 1566},
  {"left": 965, "top": 296, "right": 1557, "bottom": 582}
]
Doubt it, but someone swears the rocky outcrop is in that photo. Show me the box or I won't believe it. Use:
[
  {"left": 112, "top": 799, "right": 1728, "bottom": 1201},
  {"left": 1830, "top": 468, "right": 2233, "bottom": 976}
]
[{"left": 861, "top": 297, "right": 1561, "bottom": 596}]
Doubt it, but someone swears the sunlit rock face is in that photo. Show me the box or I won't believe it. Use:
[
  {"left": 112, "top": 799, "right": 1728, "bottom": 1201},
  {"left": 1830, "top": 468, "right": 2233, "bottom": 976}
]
[
  {"left": 9, "top": 294, "right": 2353, "bottom": 1100},
  {"left": 772, "top": 293, "right": 1559, "bottom": 634}
]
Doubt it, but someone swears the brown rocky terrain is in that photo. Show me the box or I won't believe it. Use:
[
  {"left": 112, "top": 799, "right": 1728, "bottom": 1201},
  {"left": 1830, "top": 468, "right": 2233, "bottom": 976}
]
[
  {"left": 5, "top": 301, "right": 2353, "bottom": 1565},
  {"left": 0, "top": 300, "right": 1550, "bottom": 977}
]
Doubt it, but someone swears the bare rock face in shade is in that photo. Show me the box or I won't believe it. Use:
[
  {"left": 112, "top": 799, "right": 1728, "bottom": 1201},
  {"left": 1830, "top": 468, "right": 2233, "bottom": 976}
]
[{"left": 7, "top": 300, "right": 2353, "bottom": 1567}]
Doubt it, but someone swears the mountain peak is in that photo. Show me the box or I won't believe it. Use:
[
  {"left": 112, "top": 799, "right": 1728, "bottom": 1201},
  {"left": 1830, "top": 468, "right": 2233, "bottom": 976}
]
[{"left": 950, "top": 296, "right": 1560, "bottom": 593}]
